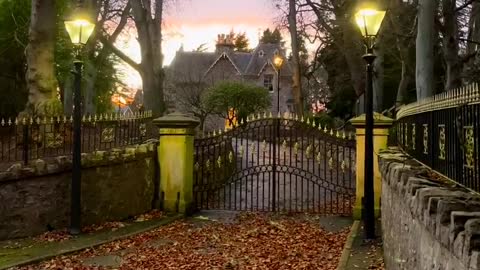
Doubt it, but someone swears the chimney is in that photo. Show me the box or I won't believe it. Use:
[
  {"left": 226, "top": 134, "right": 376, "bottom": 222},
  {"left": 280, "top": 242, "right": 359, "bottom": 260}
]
[{"left": 215, "top": 33, "right": 234, "bottom": 54}]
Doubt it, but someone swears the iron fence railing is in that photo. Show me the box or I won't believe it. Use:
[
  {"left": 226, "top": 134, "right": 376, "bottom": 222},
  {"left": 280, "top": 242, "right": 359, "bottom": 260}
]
[
  {"left": 0, "top": 111, "right": 157, "bottom": 165},
  {"left": 396, "top": 84, "right": 480, "bottom": 192}
]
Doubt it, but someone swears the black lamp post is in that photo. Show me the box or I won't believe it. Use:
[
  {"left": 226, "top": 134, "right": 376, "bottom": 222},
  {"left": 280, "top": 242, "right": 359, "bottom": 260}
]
[
  {"left": 354, "top": 5, "right": 386, "bottom": 239},
  {"left": 64, "top": 8, "right": 95, "bottom": 235},
  {"left": 270, "top": 55, "right": 284, "bottom": 212}
]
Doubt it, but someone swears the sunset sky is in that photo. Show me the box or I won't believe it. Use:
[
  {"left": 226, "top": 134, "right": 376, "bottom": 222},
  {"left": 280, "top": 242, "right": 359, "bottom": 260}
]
[{"left": 117, "top": 0, "right": 279, "bottom": 89}]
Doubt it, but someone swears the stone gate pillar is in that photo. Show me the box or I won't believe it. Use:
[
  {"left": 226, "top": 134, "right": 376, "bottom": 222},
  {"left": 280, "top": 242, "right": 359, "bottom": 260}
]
[
  {"left": 350, "top": 113, "right": 393, "bottom": 220},
  {"left": 154, "top": 112, "right": 199, "bottom": 214}
]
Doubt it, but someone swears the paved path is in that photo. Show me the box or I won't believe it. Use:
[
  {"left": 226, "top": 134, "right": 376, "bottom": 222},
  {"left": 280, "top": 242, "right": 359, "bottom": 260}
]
[{"left": 15, "top": 211, "right": 353, "bottom": 270}]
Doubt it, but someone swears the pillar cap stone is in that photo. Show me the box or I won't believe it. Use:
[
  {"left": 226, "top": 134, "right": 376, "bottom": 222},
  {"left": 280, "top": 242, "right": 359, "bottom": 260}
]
[
  {"left": 153, "top": 112, "right": 200, "bottom": 129},
  {"left": 350, "top": 112, "right": 394, "bottom": 128}
]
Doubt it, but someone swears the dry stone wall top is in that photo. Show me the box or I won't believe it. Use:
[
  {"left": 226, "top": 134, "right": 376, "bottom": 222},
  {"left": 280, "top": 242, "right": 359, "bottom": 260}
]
[{"left": 380, "top": 148, "right": 480, "bottom": 270}]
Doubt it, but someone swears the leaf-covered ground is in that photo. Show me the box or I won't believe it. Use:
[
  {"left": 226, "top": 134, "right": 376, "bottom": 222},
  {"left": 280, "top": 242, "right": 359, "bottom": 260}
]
[{"left": 16, "top": 213, "right": 350, "bottom": 270}]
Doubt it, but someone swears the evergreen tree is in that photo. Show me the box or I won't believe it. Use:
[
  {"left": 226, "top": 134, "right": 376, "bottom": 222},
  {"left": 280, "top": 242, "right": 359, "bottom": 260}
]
[
  {"left": 260, "top": 28, "right": 282, "bottom": 44},
  {"left": 234, "top": 32, "right": 250, "bottom": 52}
]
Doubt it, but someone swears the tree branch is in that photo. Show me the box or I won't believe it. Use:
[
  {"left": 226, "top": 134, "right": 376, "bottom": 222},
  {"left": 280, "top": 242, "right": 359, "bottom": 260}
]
[
  {"left": 455, "top": 0, "right": 478, "bottom": 12},
  {"left": 98, "top": 34, "right": 141, "bottom": 71}
]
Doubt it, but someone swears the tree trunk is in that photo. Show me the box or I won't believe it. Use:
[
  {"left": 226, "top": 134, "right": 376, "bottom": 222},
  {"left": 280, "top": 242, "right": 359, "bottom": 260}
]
[
  {"left": 442, "top": 0, "right": 462, "bottom": 90},
  {"left": 389, "top": 0, "right": 416, "bottom": 107},
  {"left": 288, "top": 0, "right": 303, "bottom": 115},
  {"left": 416, "top": 0, "right": 436, "bottom": 99},
  {"left": 130, "top": 0, "right": 165, "bottom": 117},
  {"left": 83, "top": 60, "right": 97, "bottom": 115},
  {"left": 396, "top": 60, "right": 412, "bottom": 107},
  {"left": 467, "top": 2, "right": 480, "bottom": 55},
  {"left": 24, "top": 0, "right": 61, "bottom": 116}
]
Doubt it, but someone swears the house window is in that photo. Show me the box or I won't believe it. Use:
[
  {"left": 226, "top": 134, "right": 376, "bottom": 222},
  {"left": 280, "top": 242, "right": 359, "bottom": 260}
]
[
  {"left": 264, "top": 74, "right": 273, "bottom": 91},
  {"left": 259, "top": 50, "right": 265, "bottom": 57}
]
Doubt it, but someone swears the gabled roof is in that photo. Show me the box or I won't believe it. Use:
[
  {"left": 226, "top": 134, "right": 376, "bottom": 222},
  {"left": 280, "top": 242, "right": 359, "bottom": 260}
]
[
  {"left": 168, "top": 51, "right": 218, "bottom": 80},
  {"left": 244, "top": 43, "right": 292, "bottom": 76},
  {"left": 204, "top": 52, "right": 243, "bottom": 76},
  {"left": 168, "top": 43, "right": 292, "bottom": 79}
]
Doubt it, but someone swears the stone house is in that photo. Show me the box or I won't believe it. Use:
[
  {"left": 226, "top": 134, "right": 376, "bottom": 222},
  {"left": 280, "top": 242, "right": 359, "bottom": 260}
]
[{"left": 166, "top": 34, "right": 294, "bottom": 130}]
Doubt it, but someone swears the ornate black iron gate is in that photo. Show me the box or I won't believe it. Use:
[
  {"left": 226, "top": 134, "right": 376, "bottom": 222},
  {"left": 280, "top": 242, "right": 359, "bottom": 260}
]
[{"left": 193, "top": 114, "right": 356, "bottom": 215}]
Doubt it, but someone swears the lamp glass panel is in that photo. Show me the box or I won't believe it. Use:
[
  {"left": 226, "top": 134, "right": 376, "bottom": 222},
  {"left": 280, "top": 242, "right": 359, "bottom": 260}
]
[
  {"left": 274, "top": 56, "right": 284, "bottom": 69},
  {"left": 355, "top": 9, "right": 386, "bottom": 37},
  {"left": 65, "top": 20, "right": 95, "bottom": 45}
]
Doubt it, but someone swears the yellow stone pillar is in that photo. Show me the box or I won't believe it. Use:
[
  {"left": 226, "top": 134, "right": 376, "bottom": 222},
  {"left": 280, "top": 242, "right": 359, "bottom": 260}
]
[
  {"left": 350, "top": 113, "right": 393, "bottom": 220},
  {"left": 154, "top": 112, "right": 199, "bottom": 215}
]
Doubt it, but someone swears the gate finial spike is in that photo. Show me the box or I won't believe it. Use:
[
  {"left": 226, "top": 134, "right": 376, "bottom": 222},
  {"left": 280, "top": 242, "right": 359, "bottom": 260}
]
[
  {"left": 0, "top": 119, "right": 4, "bottom": 126},
  {"left": 240, "top": 118, "right": 244, "bottom": 125},
  {"left": 218, "top": 129, "right": 222, "bottom": 135},
  {"left": 306, "top": 118, "right": 310, "bottom": 125},
  {"left": 330, "top": 129, "right": 334, "bottom": 136},
  {"left": 263, "top": 111, "right": 267, "bottom": 119},
  {"left": 324, "top": 126, "right": 328, "bottom": 133},
  {"left": 301, "top": 116, "right": 304, "bottom": 122},
  {"left": 318, "top": 123, "right": 322, "bottom": 130},
  {"left": 336, "top": 130, "right": 340, "bottom": 138},
  {"left": 213, "top": 130, "right": 217, "bottom": 136},
  {"left": 269, "top": 111, "right": 273, "bottom": 118},
  {"left": 277, "top": 111, "right": 281, "bottom": 118},
  {"left": 342, "top": 130, "right": 346, "bottom": 139}
]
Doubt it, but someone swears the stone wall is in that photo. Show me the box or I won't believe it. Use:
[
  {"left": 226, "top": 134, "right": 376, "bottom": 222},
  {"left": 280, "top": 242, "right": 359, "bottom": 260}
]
[
  {"left": 0, "top": 143, "right": 158, "bottom": 240},
  {"left": 379, "top": 148, "right": 480, "bottom": 270}
]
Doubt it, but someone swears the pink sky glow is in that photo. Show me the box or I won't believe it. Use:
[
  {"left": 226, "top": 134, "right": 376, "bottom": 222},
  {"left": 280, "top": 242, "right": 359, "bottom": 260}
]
[{"left": 118, "top": 0, "right": 278, "bottom": 89}]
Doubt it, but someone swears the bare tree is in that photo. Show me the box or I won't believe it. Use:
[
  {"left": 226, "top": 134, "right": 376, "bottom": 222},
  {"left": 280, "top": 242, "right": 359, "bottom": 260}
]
[
  {"left": 100, "top": 0, "right": 166, "bottom": 116},
  {"left": 165, "top": 72, "right": 212, "bottom": 132}
]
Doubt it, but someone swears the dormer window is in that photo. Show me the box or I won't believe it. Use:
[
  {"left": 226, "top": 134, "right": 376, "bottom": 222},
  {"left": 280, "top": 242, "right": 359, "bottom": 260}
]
[
  {"left": 259, "top": 50, "right": 265, "bottom": 57},
  {"left": 274, "top": 49, "right": 279, "bottom": 55}
]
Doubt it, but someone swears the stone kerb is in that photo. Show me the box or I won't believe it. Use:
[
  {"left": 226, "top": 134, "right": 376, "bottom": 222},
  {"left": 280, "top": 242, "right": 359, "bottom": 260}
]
[{"left": 379, "top": 147, "right": 480, "bottom": 270}]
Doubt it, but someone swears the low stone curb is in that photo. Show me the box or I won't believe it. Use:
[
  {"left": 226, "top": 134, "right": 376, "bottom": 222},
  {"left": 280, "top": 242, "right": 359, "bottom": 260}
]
[
  {"left": 336, "top": 220, "right": 361, "bottom": 270},
  {"left": 0, "top": 214, "right": 182, "bottom": 270}
]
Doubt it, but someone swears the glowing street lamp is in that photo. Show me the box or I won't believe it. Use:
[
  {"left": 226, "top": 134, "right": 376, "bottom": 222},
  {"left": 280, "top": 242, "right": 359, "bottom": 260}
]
[
  {"left": 273, "top": 55, "right": 284, "bottom": 114},
  {"left": 355, "top": 8, "right": 386, "bottom": 48},
  {"left": 65, "top": 19, "right": 95, "bottom": 46},
  {"left": 64, "top": 7, "right": 95, "bottom": 235},
  {"left": 354, "top": 3, "right": 386, "bottom": 240}
]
